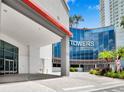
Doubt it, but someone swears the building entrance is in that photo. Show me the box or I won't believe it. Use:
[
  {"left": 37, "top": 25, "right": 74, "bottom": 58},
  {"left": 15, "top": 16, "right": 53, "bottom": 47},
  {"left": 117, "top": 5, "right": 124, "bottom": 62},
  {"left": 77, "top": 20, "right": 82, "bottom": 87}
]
[
  {"left": 4, "top": 59, "right": 17, "bottom": 74},
  {"left": 0, "top": 40, "right": 18, "bottom": 75}
]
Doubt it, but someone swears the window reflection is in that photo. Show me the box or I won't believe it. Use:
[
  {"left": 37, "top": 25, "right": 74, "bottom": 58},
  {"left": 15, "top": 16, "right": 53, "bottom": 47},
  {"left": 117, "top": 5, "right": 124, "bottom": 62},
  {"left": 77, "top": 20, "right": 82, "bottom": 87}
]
[{"left": 53, "top": 26, "right": 116, "bottom": 61}]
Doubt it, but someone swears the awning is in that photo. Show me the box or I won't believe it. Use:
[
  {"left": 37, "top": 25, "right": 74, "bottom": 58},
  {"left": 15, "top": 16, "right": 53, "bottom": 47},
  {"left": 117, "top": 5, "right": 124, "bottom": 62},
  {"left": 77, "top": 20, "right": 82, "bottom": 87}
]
[
  {"left": 22, "top": 0, "right": 72, "bottom": 37},
  {"left": 2, "top": 0, "right": 72, "bottom": 37}
]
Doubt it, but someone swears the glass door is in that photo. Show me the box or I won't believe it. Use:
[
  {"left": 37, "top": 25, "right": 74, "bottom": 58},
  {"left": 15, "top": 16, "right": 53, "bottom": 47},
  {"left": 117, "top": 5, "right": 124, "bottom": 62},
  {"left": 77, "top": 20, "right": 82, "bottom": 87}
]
[
  {"left": 10, "top": 60, "right": 14, "bottom": 74},
  {"left": 0, "top": 40, "right": 18, "bottom": 75},
  {"left": 4, "top": 59, "right": 16, "bottom": 74},
  {"left": 4, "top": 59, "right": 9, "bottom": 74}
]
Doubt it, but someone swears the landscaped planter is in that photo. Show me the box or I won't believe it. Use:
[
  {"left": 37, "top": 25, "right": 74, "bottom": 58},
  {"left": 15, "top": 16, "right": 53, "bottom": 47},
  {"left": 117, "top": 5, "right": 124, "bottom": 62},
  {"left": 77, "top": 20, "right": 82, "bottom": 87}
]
[{"left": 89, "top": 69, "right": 124, "bottom": 79}]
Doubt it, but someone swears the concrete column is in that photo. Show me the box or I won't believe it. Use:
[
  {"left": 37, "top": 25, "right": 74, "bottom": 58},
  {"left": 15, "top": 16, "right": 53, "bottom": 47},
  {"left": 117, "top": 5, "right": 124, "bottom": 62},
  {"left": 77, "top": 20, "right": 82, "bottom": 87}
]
[
  {"left": 79, "top": 64, "right": 81, "bottom": 68},
  {"left": 27, "top": 45, "right": 30, "bottom": 74},
  {"left": 95, "top": 64, "right": 97, "bottom": 68},
  {"left": 27, "top": 45, "right": 30, "bottom": 79},
  {"left": 61, "top": 35, "right": 70, "bottom": 76}
]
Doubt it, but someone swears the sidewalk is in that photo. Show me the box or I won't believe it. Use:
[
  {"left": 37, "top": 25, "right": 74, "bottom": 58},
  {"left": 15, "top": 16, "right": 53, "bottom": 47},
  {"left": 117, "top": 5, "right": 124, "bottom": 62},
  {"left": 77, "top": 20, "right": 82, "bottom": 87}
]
[
  {"left": 0, "top": 81, "right": 55, "bottom": 92},
  {"left": 0, "top": 72, "right": 124, "bottom": 92}
]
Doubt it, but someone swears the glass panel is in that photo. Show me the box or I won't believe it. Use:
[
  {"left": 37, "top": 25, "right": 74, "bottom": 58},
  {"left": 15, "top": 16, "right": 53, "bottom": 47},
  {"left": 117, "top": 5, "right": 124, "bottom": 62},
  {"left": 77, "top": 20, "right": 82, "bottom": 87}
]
[
  {"left": 4, "top": 42, "right": 14, "bottom": 52},
  {"left": 10, "top": 61, "right": 13, "bottom": 71},
  {"left": 0, "top": 41, "right": 4, "bottom": 49},
  {"left": 0, "top": 40, "right": 19, "bottom": 74},
  {"left": 4, "top": 51, "right": 13, "bottom": 60},
  {"left": 5, "top": 60, "right": 9, "bottom": 71},
  {"left": 53, "top": 27, "right": 115, "bottom": 61},
  {"left": 0, "top": 49, "right": 4, "bottom": 58},
  {"left": 0, "top": 59, "right": 4, "bottom": 71},
  {"left": 14, "top": 62, "right": 17, "bottom": 71}
]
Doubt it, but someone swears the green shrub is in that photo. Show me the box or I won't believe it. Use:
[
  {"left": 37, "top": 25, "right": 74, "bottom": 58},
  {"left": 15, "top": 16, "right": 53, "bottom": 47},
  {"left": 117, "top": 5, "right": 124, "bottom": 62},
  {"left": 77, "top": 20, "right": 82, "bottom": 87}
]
[
  {"left": 92, "top": 70, "right": 97, "bottom": 75},
  {"left": 111, "top": 72, "right": 120, "bottom": 78},
  {"left": 89, "top": 69, "right": 94, "bottom": 74},
  {"left": 89, "top": 69, "right": 98, "bottom": 75},
  {"left": 121, "top": 71, "right": 124, "bottom": 74},
  {"left": 94, "top": 68, "right": 100, "bottom": 71},
  {"left": 105, "top": 72, "right": 112, "bottom": 77},
  {"left": 90, "top": 68, "right": 124, "bottom": 79},
  {"left": 95, "top": 71, "right": 101, "bottom": 75},
  {"left": 70, "top": 67, "right": 77, "bottom": 72},
  {"left": 119, "top": 73, "right": 124, "bottom": 79},
  {"left": 105, "top": 71, "right": 120, "bottom": 78}
]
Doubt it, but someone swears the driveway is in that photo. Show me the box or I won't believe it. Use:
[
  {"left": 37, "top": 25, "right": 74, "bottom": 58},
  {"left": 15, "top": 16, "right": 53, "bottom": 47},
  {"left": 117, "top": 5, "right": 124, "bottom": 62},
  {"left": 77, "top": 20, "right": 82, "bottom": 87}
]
[{"left": 0, "top": 72, "right": 124, "bottom": 92}]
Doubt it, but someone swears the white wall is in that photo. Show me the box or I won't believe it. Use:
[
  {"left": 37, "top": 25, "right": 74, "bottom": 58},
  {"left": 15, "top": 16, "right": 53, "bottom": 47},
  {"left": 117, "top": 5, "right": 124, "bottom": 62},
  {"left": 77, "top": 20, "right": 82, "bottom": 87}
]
[
  {"left": 0, "top": 34, "right": 28, "bottom": 73},
  {"left": 0, "top": 34, "right": 53, "bottom": 74},
  {"left": 40, "top": 45, "right": 53, "bottom": 74},
  {"left": 52, "top": 67, "right": 61, "bottom": 72},
  {"left": 116, "top": 28, "right": 124, "bottom": 48},
  {"left": 29, "top": 46, "right": 41, "bottom": 73},
  {"left": 0, "top": 0, "right": 69, "bottom": 74},
  {"left": 32, "top": 0, "right": 69, "bottom": 29},
  {"left": 104, "top": 0, "right": 110, "bottom": 26}
]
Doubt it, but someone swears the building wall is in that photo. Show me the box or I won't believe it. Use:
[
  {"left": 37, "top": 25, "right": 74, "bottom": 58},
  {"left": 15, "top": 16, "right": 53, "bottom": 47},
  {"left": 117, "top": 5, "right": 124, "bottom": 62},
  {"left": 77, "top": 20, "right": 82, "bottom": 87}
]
[
  {"left": 116, "top": 28, "right": 124, "bottom": 48},
  {"left": 100, "top": 0, "right": 110, "bottom": 27},
  {"left": 109, "top": 0, "right": 124, "bottom": 29},
  {"left": 0, "top": 34, "right": 28, "bottom": 73},
  {"left": 40, "top": 45, "right": 53, "bottom": 74},
  {"left": 0, "top": 1, "right": 69, "bottom": 74},
  {"left": 100, "top": 0, "right": 124, "bottom": 48},
  {"left": 53, "top": 26, "right": 115, "bottom": 72},
  {"left": 53, "top": 26, "right": 116, "bottom": 60},
  {"left": 109, "top": 0, "right": 124, "bottom": 48},
  {"left": 104, "top": 0, "right": 110, "bottom": 26},
  {"left": 32, "top": 0, "right": 69, "bottom": 29},
  {"left": 0, "top": 34, "right": 53, "bottom": 74}
]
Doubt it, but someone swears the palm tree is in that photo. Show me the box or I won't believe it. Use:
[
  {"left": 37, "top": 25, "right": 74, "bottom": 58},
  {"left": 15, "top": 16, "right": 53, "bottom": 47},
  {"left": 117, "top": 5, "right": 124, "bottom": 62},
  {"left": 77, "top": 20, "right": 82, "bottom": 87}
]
[
  {"left": 98, "top": 51, "right": 114, "bottom": 62},
  {"left": 74, "top": 15, "right": 84, "bottom": 27},
  {"left": 98, "top": 51, "right": 115, "bottom": 70},
  {"left": 116, "top": 47, "right": 124, "bottom": 59},
  {"left": 69, "top": 16, "right": 75, "bottom": 27},
  {"left": 69, "top": 15, "right": 84, "bottom": 28},
  {"left": 120, "top": 16, "right": 124, "bottom": 28}
]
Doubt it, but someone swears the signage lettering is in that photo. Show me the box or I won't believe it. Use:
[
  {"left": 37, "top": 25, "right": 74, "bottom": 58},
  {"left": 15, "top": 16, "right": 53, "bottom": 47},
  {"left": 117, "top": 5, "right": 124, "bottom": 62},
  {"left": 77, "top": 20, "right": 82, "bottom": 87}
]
[{"left": 70, "top": 40, "right": 95, "bottom": 47}]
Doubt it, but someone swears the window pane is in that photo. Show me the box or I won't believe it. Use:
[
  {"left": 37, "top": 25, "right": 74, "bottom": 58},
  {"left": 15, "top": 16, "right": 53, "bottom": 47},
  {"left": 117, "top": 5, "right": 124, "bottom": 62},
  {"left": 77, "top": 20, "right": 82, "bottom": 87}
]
[{"left": 0, "top": 59, "right": 4, "bottom": 71}]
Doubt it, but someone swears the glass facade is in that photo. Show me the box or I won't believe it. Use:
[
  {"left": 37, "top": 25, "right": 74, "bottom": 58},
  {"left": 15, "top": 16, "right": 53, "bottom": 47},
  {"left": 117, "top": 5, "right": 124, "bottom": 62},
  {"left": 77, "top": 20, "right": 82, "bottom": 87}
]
[
  {"left": 0, "top": 40, "right": 18, "bottom": 74},
  {"left": 53, "top": 26, "right": 116, "bottom": 60}
]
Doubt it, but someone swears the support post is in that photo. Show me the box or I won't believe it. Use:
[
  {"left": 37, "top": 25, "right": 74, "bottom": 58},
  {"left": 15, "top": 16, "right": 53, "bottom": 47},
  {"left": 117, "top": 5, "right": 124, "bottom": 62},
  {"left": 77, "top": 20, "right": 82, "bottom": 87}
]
[
  {"left": 95, "top": 64, "right": 97, "bottom": 68},
  {"left": 61, "top": 35, "right": 70, "bottom": 76},
  {"left": 27, "top": 45, "right": 30, "bottom": 80}
]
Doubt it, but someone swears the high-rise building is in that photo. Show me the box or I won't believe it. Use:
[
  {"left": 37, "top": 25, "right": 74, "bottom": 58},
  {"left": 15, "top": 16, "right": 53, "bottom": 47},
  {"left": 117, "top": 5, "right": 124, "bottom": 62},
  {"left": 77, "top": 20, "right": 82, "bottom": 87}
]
[
  {"left": 53, "top": 26, "right": 115, "bottom": 72},
  {"left": 100, "top": 0, "right": 110, "bottom": 27},
  {"left": 100, "top": 0, "right": 124, "bottom": 48},
  {"left": 109, "top": 0, "right": 124, "bottom": 29}
]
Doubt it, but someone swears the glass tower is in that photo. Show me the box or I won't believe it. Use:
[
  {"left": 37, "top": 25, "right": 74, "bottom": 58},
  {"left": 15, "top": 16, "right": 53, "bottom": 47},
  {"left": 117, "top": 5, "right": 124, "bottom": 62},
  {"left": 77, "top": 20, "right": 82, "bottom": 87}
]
[
  {"left": 53, "top": 26, "right": 116, "bottom": 61},
  {"left": 53, "top": 26, "right": 116, "bottom": 71}
]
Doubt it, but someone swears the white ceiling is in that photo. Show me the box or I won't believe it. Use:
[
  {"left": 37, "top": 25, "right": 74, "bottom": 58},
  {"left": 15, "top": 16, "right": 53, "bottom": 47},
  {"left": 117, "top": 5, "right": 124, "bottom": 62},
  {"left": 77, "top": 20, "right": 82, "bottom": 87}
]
[{"left": 1, "top": 3, "right": 61, "bottom": 47}]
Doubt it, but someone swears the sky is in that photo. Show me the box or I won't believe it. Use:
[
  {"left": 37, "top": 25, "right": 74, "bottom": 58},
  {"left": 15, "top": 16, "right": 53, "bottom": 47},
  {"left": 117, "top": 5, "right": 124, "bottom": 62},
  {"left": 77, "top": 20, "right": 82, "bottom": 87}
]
[{"left": 67, "top": 0, "right": 100, "bottom": 28}]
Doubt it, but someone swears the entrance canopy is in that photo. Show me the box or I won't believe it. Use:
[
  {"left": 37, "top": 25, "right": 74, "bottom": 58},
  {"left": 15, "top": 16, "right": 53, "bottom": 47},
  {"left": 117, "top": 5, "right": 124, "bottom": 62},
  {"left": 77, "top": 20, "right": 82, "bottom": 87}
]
[
  {"left": 1, "top": 3, "right": 61, "bottom": 46},
  {"left": 1, "top": 0, "right": 71, "bottom": 76},
  {"left": 1, "top": 0, "right": 72, "bottom": 46}
]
